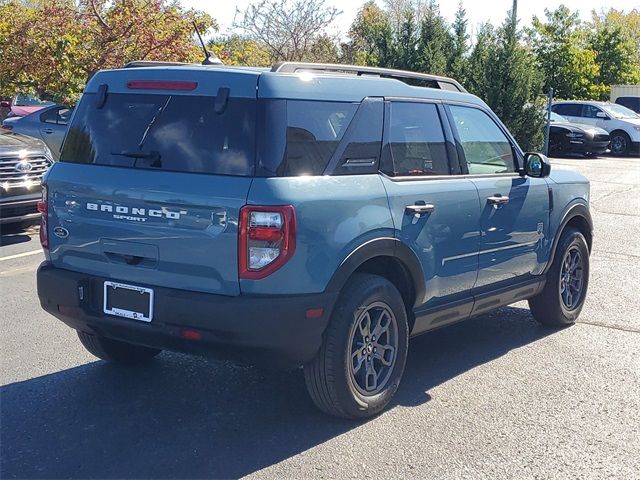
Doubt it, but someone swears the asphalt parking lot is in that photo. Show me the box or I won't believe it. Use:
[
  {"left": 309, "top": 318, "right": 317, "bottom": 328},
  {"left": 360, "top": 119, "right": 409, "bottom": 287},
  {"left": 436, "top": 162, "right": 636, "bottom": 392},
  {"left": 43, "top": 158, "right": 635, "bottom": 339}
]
[{"left": 1, "top": 156, "right": 639, "bottom": 479}]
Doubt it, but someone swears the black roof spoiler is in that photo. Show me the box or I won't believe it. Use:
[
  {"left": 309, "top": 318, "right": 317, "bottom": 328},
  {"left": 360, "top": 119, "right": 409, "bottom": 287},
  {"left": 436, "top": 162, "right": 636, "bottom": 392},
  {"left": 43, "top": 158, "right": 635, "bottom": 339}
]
[{"left": 271, "top": 62, "right": 466, "bottom": 93}]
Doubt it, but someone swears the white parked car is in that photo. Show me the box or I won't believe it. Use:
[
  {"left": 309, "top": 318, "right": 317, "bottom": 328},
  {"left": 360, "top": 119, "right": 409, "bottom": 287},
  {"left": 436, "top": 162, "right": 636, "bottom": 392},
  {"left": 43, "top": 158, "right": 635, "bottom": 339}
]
[{"left": 551, "top": 100, "right": 640, "bottom": 156}]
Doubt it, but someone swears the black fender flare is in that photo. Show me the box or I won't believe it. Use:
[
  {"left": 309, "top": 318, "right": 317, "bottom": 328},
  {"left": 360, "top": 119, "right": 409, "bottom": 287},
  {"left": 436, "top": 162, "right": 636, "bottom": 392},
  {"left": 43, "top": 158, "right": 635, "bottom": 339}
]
[
  {"left": 325, "top": 237, "right": 427, "bottom": 308},
  {"left": 544, "top": 202, "right": 593, "bottom": 274}
]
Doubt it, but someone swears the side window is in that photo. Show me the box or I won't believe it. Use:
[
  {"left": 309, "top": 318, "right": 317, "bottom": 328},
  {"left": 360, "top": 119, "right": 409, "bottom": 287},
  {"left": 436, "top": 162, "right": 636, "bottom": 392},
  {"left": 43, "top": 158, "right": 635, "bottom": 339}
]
[
  {"left": 279, "top": 101, "right": 357, "bottom": 176},
  {"left": 552, "top": 103, "right": 581, "bottom": 117},
  {"left": 382, "top": 102, "right": 450, "bottom": 176},
  {"left": 40, "top": 108, "right": 59, "bottom": 124},
  {"left": 41, "top": 107, "right": 71, "bottom": 125},
  {"left": 583, "top": 105, "right": 602, "bottom": 118},
  {"left": 449, "top": 105, "right": 515, "bottom": 175}
]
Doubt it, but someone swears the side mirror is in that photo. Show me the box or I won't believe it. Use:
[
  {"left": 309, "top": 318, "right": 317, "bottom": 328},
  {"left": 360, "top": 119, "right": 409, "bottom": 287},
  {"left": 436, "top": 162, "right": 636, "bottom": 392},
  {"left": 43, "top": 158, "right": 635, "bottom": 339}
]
[
  {"left": 0, "top": 101, "right": 10, "bottom": 108},
  {"left": 596, "top": 111, "right": 609, "bottom": 119},
  {"left": 524, "top": 152, "right": 551, "bottom": 178}
]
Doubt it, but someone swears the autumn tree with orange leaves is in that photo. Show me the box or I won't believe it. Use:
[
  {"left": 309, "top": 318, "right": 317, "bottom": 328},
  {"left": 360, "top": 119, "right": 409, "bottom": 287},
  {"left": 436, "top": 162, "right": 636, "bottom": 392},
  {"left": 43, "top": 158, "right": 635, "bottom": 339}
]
[{"left": 0, "top": 0, "right": 215, "bottom": 104}]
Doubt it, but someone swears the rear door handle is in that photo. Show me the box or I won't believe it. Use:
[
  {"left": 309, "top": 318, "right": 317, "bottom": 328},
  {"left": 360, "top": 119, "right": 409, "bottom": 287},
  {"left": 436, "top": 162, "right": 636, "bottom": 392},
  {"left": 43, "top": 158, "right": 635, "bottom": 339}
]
[
  {"left": 42, "top": 128, "right": 54, "bottom": 134},
  {"left": 487, "top": 195, "right": 510, "bottom": 206},
  {"left": 405, "top": 204, "right": 435, "bottom": 215}
]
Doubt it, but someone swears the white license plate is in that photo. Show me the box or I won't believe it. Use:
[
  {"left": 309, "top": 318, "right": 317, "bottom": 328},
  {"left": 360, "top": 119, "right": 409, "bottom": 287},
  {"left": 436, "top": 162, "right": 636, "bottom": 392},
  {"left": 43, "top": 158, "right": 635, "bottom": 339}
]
[{"left": 103, "top": 281, "right": 154, "bottom": 322}]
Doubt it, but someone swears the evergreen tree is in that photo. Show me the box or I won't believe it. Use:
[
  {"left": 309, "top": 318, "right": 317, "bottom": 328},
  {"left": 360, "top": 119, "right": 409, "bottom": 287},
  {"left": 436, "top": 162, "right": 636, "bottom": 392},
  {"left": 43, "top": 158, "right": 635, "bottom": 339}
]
[
  {"left": 448, "top": 1, "right": 469, "bottom": 84},
  {"left": 485, "top": 12, "right": 544, "bottom": 151},
  {"left": 465, "top": 23, "right": 496, "bottom": 99},
  {"left": 417, "top": 0, "right": 452, "bottom": 75}
]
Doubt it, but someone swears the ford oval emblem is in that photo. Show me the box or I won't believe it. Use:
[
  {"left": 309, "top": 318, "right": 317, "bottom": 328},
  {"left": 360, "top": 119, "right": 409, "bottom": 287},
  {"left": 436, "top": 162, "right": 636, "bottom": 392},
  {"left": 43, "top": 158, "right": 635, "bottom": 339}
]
[
  {"left": 14, "top": 160, "right": 33, "bottom": 173},
  {"left": 53, "top": 226, "right": 69, "bottom": 239}
]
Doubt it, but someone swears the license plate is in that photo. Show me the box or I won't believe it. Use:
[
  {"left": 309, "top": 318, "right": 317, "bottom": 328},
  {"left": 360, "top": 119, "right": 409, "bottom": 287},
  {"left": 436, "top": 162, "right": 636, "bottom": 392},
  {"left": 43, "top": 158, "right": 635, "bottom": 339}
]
[{"left": 103, "top": 281, "right": 153, "bottom": 322}]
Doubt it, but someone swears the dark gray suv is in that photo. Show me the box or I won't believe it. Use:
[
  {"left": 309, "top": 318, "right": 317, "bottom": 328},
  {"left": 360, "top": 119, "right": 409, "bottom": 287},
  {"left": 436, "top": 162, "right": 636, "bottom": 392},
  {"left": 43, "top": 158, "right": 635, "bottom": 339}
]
[{"left": 0, "top": 131, "right": 53, "bottom": 225}]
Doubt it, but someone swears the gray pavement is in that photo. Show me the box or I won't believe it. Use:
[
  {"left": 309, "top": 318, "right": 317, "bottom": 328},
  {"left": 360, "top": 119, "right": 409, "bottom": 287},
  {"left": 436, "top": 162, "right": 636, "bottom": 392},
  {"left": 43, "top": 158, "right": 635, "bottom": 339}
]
[{"left": 0, "top": 156, "right": 638, "bottom": 479}]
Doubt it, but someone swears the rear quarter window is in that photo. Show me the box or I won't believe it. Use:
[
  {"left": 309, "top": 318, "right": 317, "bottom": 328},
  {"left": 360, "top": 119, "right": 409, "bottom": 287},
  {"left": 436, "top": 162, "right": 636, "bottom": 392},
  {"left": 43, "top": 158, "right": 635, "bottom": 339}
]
[
  {"left": 61, "top": 93, "right": 256, "bottom": 176},
  {"left": 257, "top": 100, "right": 358, "bottom": 176}
]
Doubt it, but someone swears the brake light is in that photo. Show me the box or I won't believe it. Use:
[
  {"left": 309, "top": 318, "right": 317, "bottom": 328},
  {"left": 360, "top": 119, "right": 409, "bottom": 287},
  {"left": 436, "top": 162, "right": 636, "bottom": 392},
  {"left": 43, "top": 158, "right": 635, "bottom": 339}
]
[
  {"left": 1, "top": 124, "right": 12, "bottom": 131},
  {"left": 239, "top": 205, "right": 296, "bottom": 279},
  {"left": 37, "top": 185, "right": 48, "bottom": 249},
  {"left": 127, "top": 80, "right": 198, "bottom": 91}
]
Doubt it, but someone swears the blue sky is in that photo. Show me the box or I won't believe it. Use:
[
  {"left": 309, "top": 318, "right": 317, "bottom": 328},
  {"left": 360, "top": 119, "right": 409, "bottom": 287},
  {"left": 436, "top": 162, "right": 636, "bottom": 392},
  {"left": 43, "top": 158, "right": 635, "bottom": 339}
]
[{"left": 182, "top": 0, "right": 640, "bottom": 38}]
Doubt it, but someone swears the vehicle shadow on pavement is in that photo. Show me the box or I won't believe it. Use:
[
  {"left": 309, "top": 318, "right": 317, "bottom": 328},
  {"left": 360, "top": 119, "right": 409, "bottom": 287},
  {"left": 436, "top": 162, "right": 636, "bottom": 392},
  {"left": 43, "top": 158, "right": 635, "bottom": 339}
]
[
  {"left": 0, "top": 306, "right": 554, "bottom": 479},
  {"left": 0, "top": 222, "right": 38, "bottom": 246}
]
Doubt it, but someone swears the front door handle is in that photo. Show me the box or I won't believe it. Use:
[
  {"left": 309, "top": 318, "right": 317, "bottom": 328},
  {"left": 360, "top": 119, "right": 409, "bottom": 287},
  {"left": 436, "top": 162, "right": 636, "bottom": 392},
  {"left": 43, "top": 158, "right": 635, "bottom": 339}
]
[
  {"left": 487, "top": 195, "right": 510, "bottom": 206},
  {"left": 42, "top": 128, "right": 54, "bottom": 134},
  {"left": 405, "top": 204, "right": 435, "bottom": 216}
]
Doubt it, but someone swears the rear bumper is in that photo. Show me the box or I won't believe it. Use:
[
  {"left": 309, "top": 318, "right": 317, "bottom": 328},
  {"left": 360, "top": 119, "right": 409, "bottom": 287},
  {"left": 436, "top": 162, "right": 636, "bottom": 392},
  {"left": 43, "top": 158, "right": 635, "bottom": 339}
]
[{"left": 37, "top": 263, "right": 337, "bottom": 367}]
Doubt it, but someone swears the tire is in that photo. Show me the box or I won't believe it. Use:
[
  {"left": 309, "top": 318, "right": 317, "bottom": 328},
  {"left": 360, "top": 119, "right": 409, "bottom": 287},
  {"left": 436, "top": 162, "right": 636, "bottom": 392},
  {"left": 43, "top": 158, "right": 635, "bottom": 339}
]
[
  {"left": 529, "top": 227, "right": 589, "bottom": 327},
  {"left": 610, "top": 131, "right": 631, "bottom": 156},
  {"left": 304, "top": 273, "right": 409, "bottom": 419},
  {"left": 548, "top": 134, "right": 566, "bottom": 157},
  {"left": 77, "top": 331, "right": 161, "bottom": 364}
]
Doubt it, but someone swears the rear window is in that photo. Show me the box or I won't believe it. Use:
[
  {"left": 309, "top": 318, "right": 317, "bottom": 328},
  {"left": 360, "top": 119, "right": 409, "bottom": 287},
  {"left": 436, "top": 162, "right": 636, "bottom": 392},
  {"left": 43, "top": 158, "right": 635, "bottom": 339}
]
[
  {"left": 61, "top": 93, "right": 256, "bottom": 176},
  {"left": 257, "top": 100, "right": 358, "bottom": 176}
]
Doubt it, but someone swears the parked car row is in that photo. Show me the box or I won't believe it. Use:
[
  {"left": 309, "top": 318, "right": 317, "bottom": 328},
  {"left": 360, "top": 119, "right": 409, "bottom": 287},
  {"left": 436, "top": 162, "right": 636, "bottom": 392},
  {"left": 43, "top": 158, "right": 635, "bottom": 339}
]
[{"left": 551, "top": 100, "right": 640, "bottom": 156}]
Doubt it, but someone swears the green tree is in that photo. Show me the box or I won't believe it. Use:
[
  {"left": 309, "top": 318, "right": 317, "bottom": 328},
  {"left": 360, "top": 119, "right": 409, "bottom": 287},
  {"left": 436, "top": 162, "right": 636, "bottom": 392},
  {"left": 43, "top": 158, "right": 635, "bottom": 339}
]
[
  {"left": 447, "top": 1, "right": 469, "bottom": 84},
  {"left": 485, "top": 12, "right": 544, "bottom": 151},
  {"left": 417, "top": 0, "right": 451, "bottom": 75},
  {"left": 529, "top": 5, "right": 599, "bottom": 99},
  {"left": 465, "top": 23, "right": 497, "bottom": 99},
  {"left": 342, "top": 1, "right": 392, "bottom": 66},
  {"left": 589, "top": 8, "right": 640, "bottom": 88},
  {"left": 393, "top": 9, "right": 420, "bottom": 70}
]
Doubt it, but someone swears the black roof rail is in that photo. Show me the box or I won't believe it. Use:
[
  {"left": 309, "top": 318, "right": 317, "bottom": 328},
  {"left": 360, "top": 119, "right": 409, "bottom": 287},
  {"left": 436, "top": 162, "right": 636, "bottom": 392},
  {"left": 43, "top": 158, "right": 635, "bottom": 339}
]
[
  {"left": 123, "top": 60, "right": 198, "bottom": 69},
  {"left": 271, "top": 62, "right": 467, "bottom": 93}
]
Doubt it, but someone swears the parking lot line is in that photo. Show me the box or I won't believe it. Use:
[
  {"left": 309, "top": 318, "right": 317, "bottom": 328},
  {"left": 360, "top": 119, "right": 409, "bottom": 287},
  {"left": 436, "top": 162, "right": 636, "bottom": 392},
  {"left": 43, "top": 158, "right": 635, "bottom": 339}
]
[{"left": 0, "top": 250, "right": 43, "bottom": 262}]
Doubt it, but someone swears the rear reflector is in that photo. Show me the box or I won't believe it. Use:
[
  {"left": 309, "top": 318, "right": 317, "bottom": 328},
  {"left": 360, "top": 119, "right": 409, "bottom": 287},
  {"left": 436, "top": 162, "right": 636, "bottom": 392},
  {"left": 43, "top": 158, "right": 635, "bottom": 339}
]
[
  {"left": 305, "top": 308, "right": 324, "bottom": 319},
  {"left": 181, "top": 329, "right": 202, "bottom": 341},
  {"left": 127, "top": 80, "right": 198, "bottom": 91}
]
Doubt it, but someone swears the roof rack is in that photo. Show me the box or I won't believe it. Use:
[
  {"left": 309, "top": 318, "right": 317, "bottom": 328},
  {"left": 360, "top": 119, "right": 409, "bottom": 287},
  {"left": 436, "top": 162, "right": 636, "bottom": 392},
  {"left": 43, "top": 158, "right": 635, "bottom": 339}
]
[
  {"left": 123, "top": 60, "right": 198, "bottom": 69},
  {"left": 271, "top": 62, "right": 466, "bottom": 93}
]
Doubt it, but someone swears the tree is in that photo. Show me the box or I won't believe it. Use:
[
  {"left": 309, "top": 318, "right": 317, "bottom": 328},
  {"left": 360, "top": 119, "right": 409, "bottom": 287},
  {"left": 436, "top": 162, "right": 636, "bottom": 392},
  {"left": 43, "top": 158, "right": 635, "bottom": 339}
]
[
  {"left": 447, "top": 2, "right": 469, "bottom": 84},
  {"left": 465, "top": 23, "right": 496, "bottom": 99},
  {"left": 589, "top": 17, "right": 640, "bottom": 94},
  {"left": 529, "top": 6, "right": 599, "bottom": 99},
  {"left": 209, "top": 35, "right": 271, "bottom": 67},
  {"left": 0, "top": 0, "right": 215, "bottom": 104},
  {"left": 589, "top": 8, "right": 640, "bottom": 85},
  {"left": 342, "top": 1, "right": 392, "bottom": 66},
  {"left": 484, "top": 12, "right": 544, "bottom": 151},
  {"left": 417, "top": 0, "right": 451, "bottom": 75},
  {"left": 234, "top": 0, "right": 341, "bottom": 62}
]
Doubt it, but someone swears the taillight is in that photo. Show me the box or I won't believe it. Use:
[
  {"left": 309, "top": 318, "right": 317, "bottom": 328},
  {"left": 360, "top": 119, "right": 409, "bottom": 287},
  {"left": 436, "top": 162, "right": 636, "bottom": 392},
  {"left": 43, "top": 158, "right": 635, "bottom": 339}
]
[
  {"left": 1, "top": 124, "right": 12, "bottom": 131},
  {"left": 37, "top": 184, "right": 48, "bottom": 249},
  {"left": 239, "top": 205, "right": 296, "bottom": 279}
]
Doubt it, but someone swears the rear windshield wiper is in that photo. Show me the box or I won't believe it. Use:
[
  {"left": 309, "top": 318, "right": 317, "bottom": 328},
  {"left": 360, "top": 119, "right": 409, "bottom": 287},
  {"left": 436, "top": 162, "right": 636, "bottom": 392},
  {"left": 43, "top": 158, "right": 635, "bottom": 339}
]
[{"left": 111, "top": 150, "right": 162, "bottom": 168}]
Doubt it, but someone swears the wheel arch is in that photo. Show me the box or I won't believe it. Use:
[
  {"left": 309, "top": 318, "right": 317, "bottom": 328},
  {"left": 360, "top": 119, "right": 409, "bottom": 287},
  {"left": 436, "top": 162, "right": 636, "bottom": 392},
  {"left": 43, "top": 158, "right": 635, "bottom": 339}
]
[
  {"left": 545, "top": 203, "right": 593, "bottom": 274},
  {"left": 325, "top": 238, "right": 426, "bottom": 314}
]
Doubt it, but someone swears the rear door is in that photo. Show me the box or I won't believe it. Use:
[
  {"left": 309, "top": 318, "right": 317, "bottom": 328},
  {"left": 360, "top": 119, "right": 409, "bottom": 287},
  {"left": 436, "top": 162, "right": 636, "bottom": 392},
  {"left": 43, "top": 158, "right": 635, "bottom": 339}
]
[
  {"left": 38, "top": 106, "right": 71, "bottom": 158},
  {"left": 379, "top": 100, "right": 481, "bottom": 309},
  {"left": 551, "top": 103, "right": 583, "bottom": 124},
  {"left": 446, "top": 104, "right": 549, "bottom": 289},
  {"left": 45, "top": 69, "right": 259, "bottom": 296}
]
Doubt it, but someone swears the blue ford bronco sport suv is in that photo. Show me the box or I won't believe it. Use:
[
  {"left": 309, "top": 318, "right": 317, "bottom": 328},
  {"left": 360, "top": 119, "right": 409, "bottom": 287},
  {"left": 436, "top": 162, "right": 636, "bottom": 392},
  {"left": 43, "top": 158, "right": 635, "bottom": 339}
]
[{"left": 36, "top": 61, "right": 592, "bottom": 418}]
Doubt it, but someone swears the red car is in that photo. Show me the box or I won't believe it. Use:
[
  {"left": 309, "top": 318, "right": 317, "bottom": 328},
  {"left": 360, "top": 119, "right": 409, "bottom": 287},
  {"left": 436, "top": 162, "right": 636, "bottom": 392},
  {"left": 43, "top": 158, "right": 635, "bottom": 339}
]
[{"left": 0, "top": 93, "right": 54, "bottom": 119}]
